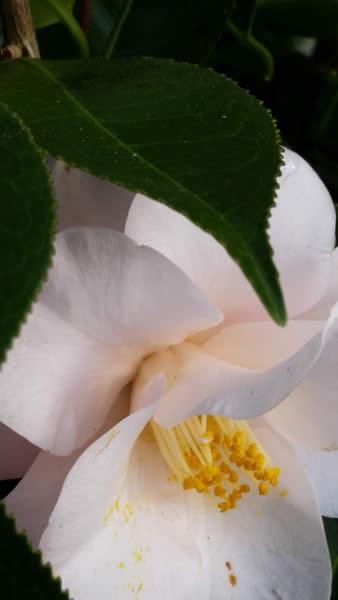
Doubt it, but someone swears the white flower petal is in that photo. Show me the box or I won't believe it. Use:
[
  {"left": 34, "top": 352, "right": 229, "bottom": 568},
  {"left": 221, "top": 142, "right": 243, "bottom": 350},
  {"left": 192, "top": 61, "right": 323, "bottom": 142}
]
[
  {"left": 42, "top": 228, "right": 221, "bottom": 349},
  {"left": 297, "top": 446, "right": 338, "bottom": 517},
  {"left": 300, "top": 247, "right": 338, "bottom": 320},
  {"left": 125, "top": 149, "right": 335, "bottom": 320},
  {"left": 5, "top": 389, "right": 130, "bottom": 547},
  {"left": 265, "top": 308, "right": 338, "bottom": 450},
  {"left": 0, "top": 423, "right": 38, "bottom": 480},
  {"left": 51, "top": 160, "right": 133, "bottom": 232},
  {"left": 40, "top": 407, "right": 330, "bottom": 599},
  {"left": 0, "top": 303, "right": 122, "bottom": 454},
  {"left": 6, "top": 451, "right": 80, "bottom": 548},
  {"left": 203, "top": 425, "right": 331, "bottom": 599},
  {"left": 0, "top": 229, "right": 220, "bottom": 454},
  {"left": 203, "top": 318, "right": 323, "bottom": 370},
  {"left": 130, "top": 305, "right": 338, "bottom": 426},
  {"left": 40, "top": 378, "right": 161, "bottom": 571}
]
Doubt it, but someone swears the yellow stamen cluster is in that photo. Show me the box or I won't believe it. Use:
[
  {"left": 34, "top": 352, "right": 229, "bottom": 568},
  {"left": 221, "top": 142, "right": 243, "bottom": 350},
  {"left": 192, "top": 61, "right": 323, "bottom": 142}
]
[{"left": 151, "top": 415, "right": 282, "bottom": 512}]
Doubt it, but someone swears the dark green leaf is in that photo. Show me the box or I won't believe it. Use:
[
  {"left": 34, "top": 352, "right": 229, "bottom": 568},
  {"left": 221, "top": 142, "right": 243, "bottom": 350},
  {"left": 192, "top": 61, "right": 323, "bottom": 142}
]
[
  {"left": 0, "top": 102, "right": 55, "bottom": 364},
  {"left": 0, "top": 503, "right": 69, "bottom": 599},
  {"left": 0, "top": 58, "right": 285, "bottom": 324},
  {"left": 31, "top": 0, "right": 89, "bottom": 57},
  {"left": 30, "top": 0, "right": 75, "bottom": 29},
  {"left": 257, "top": 0, "right": 338, "bottom": 39}
]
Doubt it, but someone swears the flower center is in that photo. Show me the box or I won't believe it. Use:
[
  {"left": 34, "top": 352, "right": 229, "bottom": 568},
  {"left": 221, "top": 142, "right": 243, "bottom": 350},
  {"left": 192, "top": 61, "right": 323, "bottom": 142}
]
[{"left": 150, "top": 415, "right": 282, "bottom": 512}]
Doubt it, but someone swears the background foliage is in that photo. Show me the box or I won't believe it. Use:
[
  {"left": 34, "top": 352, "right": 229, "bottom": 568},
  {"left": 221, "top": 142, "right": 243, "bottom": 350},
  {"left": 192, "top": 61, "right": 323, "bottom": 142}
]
[{"left": 1, "top": 0, "right": 338, "bottom": 598}]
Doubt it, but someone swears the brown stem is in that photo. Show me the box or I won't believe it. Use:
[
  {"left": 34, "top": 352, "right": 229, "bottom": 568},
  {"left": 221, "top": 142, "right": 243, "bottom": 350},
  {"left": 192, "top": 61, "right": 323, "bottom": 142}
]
[{"left": 0, "top": 0, "right": 39, "bottom": 59}]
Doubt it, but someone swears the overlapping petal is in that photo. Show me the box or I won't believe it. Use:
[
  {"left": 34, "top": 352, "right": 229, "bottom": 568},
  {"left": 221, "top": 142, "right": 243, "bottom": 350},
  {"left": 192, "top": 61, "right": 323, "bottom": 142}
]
[
  {"left": 4, "top": 388, "right": 130, "bottom": 546},
  {"left": 39, "top": 392, "right": 331, "bottom": 600},
  {"left": 125, "top": 149, "right": 336, "bottom": 321},
  {"left": 51, "top": 160, "right": 133, "bottom": 232},
  {"left": 265, "top": 311, "right": 338, "bottom": 450},
  {"left": 131, "top": 304, "right": 338, "bottom": 427},
  {"left": 0, "top": 228, "right": 220, "bottom": 454}
]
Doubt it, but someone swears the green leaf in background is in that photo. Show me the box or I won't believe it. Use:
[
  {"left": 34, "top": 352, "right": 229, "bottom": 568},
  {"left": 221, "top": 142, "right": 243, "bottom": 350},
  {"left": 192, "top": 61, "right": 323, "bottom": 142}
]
[
  {"left": 0, "top": 103, "right": 55, "bottom": 364},
  {"left": 0, "top": 58, "right": 285, "bottom": 324},
  {"left": 30, "top": 0, "right": 75, "bottom": 29},
  {"left": 257, "top": 0, "right": 338, "bottom": 39},
  {"left": 90, "top": 0, "right": 228, "bottom": 61},
  {"left": 31, "top": 0, "right": 89, "bottom": 57},
  {"left": 0, "top": 503, "right": 70, "bottom": 599}
]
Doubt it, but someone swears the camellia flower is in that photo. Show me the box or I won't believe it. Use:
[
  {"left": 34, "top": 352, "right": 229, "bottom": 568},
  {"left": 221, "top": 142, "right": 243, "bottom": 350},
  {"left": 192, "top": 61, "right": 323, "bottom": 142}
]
[{"left": 2, "top": 148, "right": 338, "bottom": 599}]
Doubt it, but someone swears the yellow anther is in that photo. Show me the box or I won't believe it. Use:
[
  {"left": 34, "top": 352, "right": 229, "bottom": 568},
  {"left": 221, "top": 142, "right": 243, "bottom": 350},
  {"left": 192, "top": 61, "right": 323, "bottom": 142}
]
[
  {"left": 184, "top": 452, "right": 201, "bottom": 469},
  {"left": 280, "top": 489, "right": 288, "bottom": 497},
  {"left": 267, "top": 467, "right": 280, "bottom": 487},
  {"left": 213, "top": 473, "right": 224, "bottom": 485},
  {"left": 214, "top": 486, "right": 226, "bottom": 498},
  {"left": 259, "top": 482, "right": 270, "bottom": 495},
  {"left": 201, "top": 465, "right": 220, "bottom": 483},
  {"left": 230, "top": 451, "right": 243, "bottom": 464},
  {"left": 214, "top": 433, "right": 223, "bottom": 444},
  {"left": 223, "top": 434, "right": 231, "bottom": 447},
  {"left": 243, "top": 458, "right": 254, "bottom": 470},
  {"left": 229, "top": 574, "right": 237, "bottom": 586},
  {"left": 218, "top": 500, "right": 230, "bottom": 512},
  {"left": 192, "top": 477, "right": 207, "bottom": 493},
  {"left": 240, "top": 484, "right": 250, "bottom": 493},
  {"left": 254, "top": 453, "right": 265, "bottom": 469},
  {"left": 220, "top": 462, "right": 230, "bottom": 474},
  {"left": 262, "top": 470, "right": 270, "bottom": 481},
  {"left": 183, "top": 476, "right": 195, "bottom": 490},
  {"left": 229, "top": 471, "right": 239, "bottom": 483},
  {"left": 211, "top": 447, "right": 220, "bottom": 460},
  {"left": 233, "top": 431, "right": 245, "bottom": 447},
  {"left": 150, "top": 414, "right": 281, "bottom": 514},
  {"left": 246, "top": 443, "right": 258, "bottom": 458}
]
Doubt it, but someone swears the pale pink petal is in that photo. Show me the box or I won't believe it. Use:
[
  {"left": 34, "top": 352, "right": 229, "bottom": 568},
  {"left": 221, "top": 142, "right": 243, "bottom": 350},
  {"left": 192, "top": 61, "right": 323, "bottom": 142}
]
[
  {"left": 203, "top": 425, "right": 331, "bottom": 599},
  {"left": 300, "top": 248, "right": 338, "bottom": 320},
  {"left": 4, "top": 389, "right": 130, "bottom": 547},
  {"left": 125, "top": 149, "right": 335, "bottom": 320},
  {"left": 129, "top": 304, "right": 338, "bottom": 426},
  {"left": 51, "top": 160, "right": 133, "bottom": 232},
  {"left": 203, "top": 318, "right": 323, "bottom": 370},
  {"left": 0, "top": 229, "right": 220, "bottom": 454},
  {"left": 297, "top": 447, "right": 338, "bottom": 517},
  {"left": 39, "top": 403, "right": 330, "bottom": 599},
  {"left": 265, "top": 313, "right": 338, "bottom": 450},
  {"left": 0, "top": 422, "right": 39, "bottom": 480}
]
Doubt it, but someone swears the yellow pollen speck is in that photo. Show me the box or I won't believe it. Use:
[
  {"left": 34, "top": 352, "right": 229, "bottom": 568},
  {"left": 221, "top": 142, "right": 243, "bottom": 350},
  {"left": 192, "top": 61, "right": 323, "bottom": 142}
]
[
  {"left": 280, "top": 489, "right": 288, "bottom": 497},
  {"left": 229, "top": 574, "right": 237, "bottom": 586},
  {"left": 117, "top": 561, "right": 125, "bottom": 569},
  {"left": 259, "top": 482, "right": 270, "bottom": 495},
  {"left": 115, "top": 498, "right": 120, "bottom": 511},
  {"left": 133, "top": 550, "right": 143, "bottom": 563},
  {"left": 214, "top": 486, "right": 226, "bottom": 498}
]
